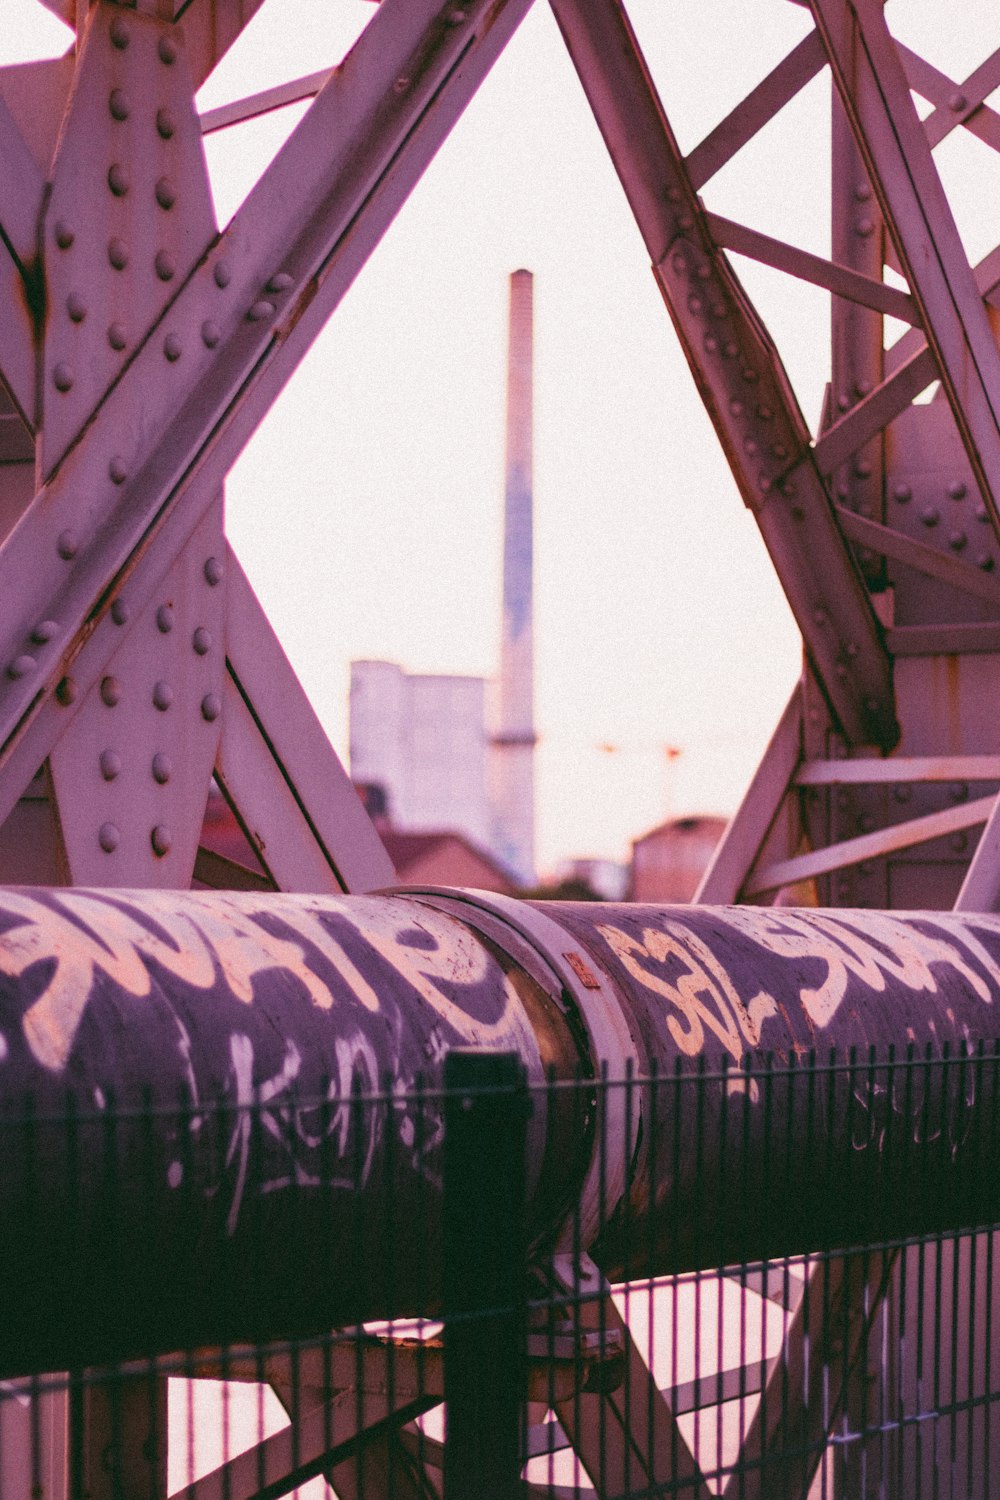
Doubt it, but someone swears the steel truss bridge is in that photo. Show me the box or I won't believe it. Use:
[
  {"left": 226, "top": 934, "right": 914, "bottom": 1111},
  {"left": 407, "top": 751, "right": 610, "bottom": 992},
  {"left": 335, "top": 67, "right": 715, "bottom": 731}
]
[{"left": 4, "top": 0, "right": 1000, "bottom": 1496}]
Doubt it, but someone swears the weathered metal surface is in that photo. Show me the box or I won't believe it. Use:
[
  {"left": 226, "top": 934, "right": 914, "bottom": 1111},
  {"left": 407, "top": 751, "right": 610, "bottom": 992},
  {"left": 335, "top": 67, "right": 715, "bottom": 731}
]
[{"left": 3, "top": 888, "right": 1000, "bottom": 1373}]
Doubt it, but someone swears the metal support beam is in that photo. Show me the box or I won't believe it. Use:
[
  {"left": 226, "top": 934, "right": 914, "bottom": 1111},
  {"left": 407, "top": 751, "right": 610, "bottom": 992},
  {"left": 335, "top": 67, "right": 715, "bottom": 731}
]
[
  {"left": 550, "top": 0, "right": 896, "bottom": 748},
  {"left": 811, "top": 0, "right": 1000, "bottom": 536}
]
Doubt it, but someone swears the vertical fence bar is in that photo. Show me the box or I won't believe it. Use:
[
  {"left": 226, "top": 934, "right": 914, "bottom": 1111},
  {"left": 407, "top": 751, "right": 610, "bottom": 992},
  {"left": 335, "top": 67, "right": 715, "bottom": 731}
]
[{"left": 443, "top": 1050, "right": 528, "bottom": 1500}]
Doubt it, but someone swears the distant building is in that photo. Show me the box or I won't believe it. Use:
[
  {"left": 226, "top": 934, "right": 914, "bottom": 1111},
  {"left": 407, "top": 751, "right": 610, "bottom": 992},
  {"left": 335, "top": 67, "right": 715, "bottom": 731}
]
[
  {"left": 554, "top": 857, "right": 628, "bottom": 902},
  {"left": 630, "top": 815, "right": 728, "bottom": 903},
  {"left": 349, "top": 660, "right": 491, "bottom": 852},
  {"left": 380, "top": 829, "right": 517, "bottom": 894}
]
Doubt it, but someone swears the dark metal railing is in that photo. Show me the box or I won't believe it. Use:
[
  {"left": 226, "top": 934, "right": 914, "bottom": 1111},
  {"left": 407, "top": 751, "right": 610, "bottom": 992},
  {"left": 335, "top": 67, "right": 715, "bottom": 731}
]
[{"left": 1, "top": 1049, "right": 999, "bottom": 1499}]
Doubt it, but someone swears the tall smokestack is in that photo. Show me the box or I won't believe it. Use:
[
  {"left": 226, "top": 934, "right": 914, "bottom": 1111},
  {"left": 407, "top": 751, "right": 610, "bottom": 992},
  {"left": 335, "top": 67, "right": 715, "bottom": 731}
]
[{"left": 490, "top": 270, "right": 536, "bottom": 887}]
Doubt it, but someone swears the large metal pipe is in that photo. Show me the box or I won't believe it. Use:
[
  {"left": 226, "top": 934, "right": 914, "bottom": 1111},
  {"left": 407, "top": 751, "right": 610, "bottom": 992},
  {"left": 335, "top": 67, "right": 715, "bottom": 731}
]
[{"left": 2, "top": 884, "right": 1000, "bottom": 1373}]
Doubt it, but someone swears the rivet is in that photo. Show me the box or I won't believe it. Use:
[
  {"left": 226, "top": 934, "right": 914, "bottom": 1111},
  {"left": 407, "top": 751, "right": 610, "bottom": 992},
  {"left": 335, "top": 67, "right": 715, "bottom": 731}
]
[
  {"left": 109, "top": 455, "right": 128, "bottom": 485},
  {"left": 854, "top": 458, "right": 872, "bottom": 478},
  {"left": 979, "top": 553, "right": 995, "bottom": 571},
  {"left": 155, "top": 250, "right": 176, "bottom": 282},
  {"left": 710, "top": 302, "right": 726, "bottom": 318},
  {"left": 893, "top": 483, "right": 912, "bottom": 503},
  {"left": 977, "top": 504, "right": 990, "bottom": 523},
  {"left": 156, "top": 604, "right": 174, "bottom": 634},
  {"left": 781, "top": 480, "right": 796, "bottom": 498},
  {"left": 677, "top": 214, "right": 695, "bottom": 232},
  {"left": 856, "top": 218, "right": 875, "bottom": 238},
  {"left": 723, "top": 341, "right": 738, "bottom": 359},
  {"left": 201, "top": 320, "right": 221, "bottom": 349},
  {"left": 948, "top": 480, "right": 967, "bottom": 500},
  {"left": 109, "top": 88, "right": 131, "bottom": 122},
  {"left": 247, "top": 299, "right": 275, "bottom": 322},
  {"left": 99, "top": 749, "right": 121, "bottom": 782},
  {"left": 100, "top": 676, "right": 121, "bottom": 707},
  {"left": 921, "top": 505, "right": 939, "bottom": 526},
  {"left": 836, "top": 483, "right": 850, "bottom": 501},
  {"left": 855, "top": 183, "right": 872, "bottom": 202},
  {"left": 67, "top": 293, "right": 87, "bottom": 323},
  {"left": 213, "top": 260, "right": 232, "bottom": 289},
  {"left": 688, "top": 295, "right": 703, "bottom": 314},
  {"left": 56, "top": 676, "right": 76, "bottom": 706},
  {"left": 109, "top": 15, "right": 130, "bottom": 48},
  {"left": 110, "top": 598, "right": 129, "bottom": 626},
  {"left": 835, "top": 663, "right": 848, "bottom": 680},
  {"left": 696, "top": 264, "right": 711, "bottom": 281},
  {"left": 192, "top": 626, "right": 211, "bottom": 655},
  {"left": 163, "top": 332, "right": 182, "bottom": 361},
  {"left": 155, "top": 177, "right": 176, "bottom": 210},
  {"left": 757, "top": 404, "right": 773, "bottom": 421},
  {"left": 31, "top": 621, "right": 58, "bottom": 645},
  {"left": 772, "top": 443, "right": 788, "bottom": 460},
  {"left": 108, "top": 238, "right": 129, "bottom": 270},
  {"left": 266, "top": 272, "right": 293, "bottom": 294},
  {"left": 99, "top": 822, "right": 120, "bottom": 854},
  {"left": 846, "top": 640, "right": 859, "bottom": 658},
  {"left": 7, "top": 655, "right": 36, "bottom": 680},
  {"left": 153, "top": 680, "right": 173, "bottom": 711},
  {"left": 671, "top": 252, "right": 686, "bottom": 274},
  {"left": 108, "top": 322, "right": 127, "bottom": 351},
  {"left": 57, "top": 529, "right": 78, "bottom": 560},
  {"left": 854, "top": 379, "right": 871, "bottom": 399},
  {"left": 666, "top": 186, "right": 682, "bottom": 203},
  {"left": 813, "top": 608, "right": 827, "bottom": 625},
  {"left": 158, "top": 35, "right": 177, "bottom": 65},
  {"left": 394, "top": 76, "right": 410, "bottom": 94},
  {"left": 53, "top": 363, "right": 74, "bottom": 392},
  {"left": 201, "top": 692, "right": 221, "bottom": 722},
  {"left": 152, "top": 752, "right": 172, "bottom": 784},
  {"left": 729, "top": 400, "right": 744, "bottom": 417},
  {"left": 151, "top": 824, "right": 172, "bottom": 857},
  {"left": 704, "top": 334, "right": 718, "bottom": 353},
  {"left": 743, "top": 437, "right": 758, "bottom": 456},
  {"left": 156, "top": 109, "right": 175, "bottom": 140},
  {"left": 107, "top": 163, "right": 129, "bottom": 197},
  {"left": 949, "top": 530, "right": 967, "bottom": 551},
  {"left": 54, "top": 220, "right": 74, "bottom": 250},
  {"left": 741, "top": 368, "right": 759, "bottom": 384},
  {"left": 204, "top": 556, "right": 223, "bottom": 586},
  {"left": 950, "top": 92, "right": 968, "bottom": 113},
  {"left": 837, "top": 393, "right": 850, "bottom": 412}
]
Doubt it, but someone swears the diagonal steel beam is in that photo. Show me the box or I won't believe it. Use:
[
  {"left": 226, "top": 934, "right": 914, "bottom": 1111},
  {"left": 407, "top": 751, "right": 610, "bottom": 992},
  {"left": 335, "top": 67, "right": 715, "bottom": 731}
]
[
  {"left": 549, "top": 0, "right": 896, "bottom": 748},
  {"left": 899, "top": 42, "right": 1000, "bottom": 154},
  {"left": 704, "top": 211, "right": 919, "bottom": 323},
  {"left": 0, "top": 94, "right": 42, "bottom": 425},
  {"left": 811, "top": 0, "right": 1000, "bottom": 538},
  {"left": 0, "top": 0, "right": 534, "bottom": 779},
  {"left": 686, "top": 30, "right": 826, "bottom": 190}
]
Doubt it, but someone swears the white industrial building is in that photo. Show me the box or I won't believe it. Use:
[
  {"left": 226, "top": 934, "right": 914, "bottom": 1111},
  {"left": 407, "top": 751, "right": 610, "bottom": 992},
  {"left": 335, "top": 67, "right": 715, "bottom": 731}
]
[{"left": 349, "top": 661, "right": 492, "bottom": 855}]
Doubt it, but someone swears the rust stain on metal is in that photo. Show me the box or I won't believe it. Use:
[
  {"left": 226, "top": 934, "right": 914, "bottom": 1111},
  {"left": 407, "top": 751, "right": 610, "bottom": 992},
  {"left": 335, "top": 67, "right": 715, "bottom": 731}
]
[{"left": 563, "top": 950, "right": 601, "bottom": 990}]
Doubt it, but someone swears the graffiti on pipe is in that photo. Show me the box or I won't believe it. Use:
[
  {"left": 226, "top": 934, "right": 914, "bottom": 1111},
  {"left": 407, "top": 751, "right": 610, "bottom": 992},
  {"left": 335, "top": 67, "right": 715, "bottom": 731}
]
[{"left": 596, "top": 908, "right": 1000, "bottom": 1067}]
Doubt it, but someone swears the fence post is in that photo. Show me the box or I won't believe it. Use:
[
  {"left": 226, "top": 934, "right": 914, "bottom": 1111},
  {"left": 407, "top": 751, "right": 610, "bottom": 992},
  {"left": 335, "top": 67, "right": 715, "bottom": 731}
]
[{"left": 443, "top": 1049, "right": 528, "bottom": 1500}]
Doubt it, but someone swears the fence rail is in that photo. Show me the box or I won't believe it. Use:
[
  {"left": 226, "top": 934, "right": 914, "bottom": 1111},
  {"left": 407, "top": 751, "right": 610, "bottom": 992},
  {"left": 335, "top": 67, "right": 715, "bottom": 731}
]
[{"left": 2, "top": 1050, "right": 1000, "bottom": 1499}]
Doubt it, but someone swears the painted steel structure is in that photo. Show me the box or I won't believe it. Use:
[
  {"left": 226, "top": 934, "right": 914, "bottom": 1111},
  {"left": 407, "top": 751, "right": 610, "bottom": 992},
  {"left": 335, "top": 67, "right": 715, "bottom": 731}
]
[{"left": 1, "top": 0, "right": 1000, "bottom": 1495}]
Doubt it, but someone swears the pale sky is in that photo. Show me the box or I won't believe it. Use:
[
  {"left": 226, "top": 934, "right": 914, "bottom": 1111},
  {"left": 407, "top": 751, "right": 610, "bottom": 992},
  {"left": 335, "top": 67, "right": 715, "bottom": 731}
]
[{"left": 6, "top": 0, "right": 998, "bottom": 874}]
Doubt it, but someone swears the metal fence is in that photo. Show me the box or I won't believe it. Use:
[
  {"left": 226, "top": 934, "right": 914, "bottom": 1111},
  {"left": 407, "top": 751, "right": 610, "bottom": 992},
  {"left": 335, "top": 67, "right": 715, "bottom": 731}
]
[{"left": 2, "top": 1047, "right": 1000, "bottom": 1499}]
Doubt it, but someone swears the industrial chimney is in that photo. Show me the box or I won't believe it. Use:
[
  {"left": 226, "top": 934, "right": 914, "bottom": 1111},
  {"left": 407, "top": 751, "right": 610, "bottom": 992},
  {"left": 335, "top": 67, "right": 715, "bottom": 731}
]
[{"left": 490, "top": 270, "right": 537, "bottom": 887}]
